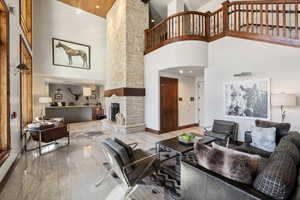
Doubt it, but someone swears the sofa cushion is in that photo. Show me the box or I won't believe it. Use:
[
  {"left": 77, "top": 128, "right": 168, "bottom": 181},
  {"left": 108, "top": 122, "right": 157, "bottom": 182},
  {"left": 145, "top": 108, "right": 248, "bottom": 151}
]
[
  {"left": 271, "top": 140, "right": 300, "bottom": 165},
  {"left": 255, "top": 120, "right": 291, "bottom": 144},
  {"left": 281, "top": 132, "right": 300, "bottom": 152},
  {"left": 250, "top": 127, "right": 276, "bottom": 152},
  {"left": 253, "top": 154, "right": 296, "bottom": 200},
  {"left": 194, "top": 142, "right": 258, "bottom": 184},
  {"left": 212, "top": 142, "right": 261, "bottom": 175},
  {"left": 233, "top": 143, "right": 271, "bottom": 158},
  {"left": 114, "top": 138, "right": 134, "bottom": 162}
]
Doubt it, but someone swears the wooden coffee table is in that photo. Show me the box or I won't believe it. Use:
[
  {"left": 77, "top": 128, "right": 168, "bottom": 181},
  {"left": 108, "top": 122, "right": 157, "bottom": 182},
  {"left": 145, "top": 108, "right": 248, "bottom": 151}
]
[{"left": 156, "top": 134, "right": 216, "bottom": 164}]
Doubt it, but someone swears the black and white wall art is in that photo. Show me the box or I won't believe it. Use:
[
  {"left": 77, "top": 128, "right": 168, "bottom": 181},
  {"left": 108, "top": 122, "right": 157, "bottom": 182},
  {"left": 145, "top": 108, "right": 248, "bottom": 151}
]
[
  {"left": 225, "top": 79, "right": 270, "bottom": 119},
  {"left": 53, "top": 38, "right": 91, "bottom": 69}
]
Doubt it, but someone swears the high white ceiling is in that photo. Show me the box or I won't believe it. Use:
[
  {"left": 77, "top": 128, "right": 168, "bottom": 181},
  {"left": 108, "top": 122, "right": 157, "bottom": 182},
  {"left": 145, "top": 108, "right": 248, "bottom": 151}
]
[{"left": 150, "top": 0, "right": 210, "bottom": 19}]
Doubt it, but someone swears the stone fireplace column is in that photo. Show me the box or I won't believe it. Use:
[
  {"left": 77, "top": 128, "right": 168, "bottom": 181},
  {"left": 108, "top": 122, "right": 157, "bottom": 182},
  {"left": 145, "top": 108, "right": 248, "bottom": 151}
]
[{"left": 104, "top": 0, "right": 148, "bottom": 133}]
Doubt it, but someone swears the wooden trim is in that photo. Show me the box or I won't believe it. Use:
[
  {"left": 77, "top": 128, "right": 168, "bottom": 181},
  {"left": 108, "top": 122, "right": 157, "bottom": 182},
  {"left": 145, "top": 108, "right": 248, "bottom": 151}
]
[
  {"left": 145, "top": 127, "right": 161, "bottom": 134},
  {"left": 178, "top": 123, "right": 199, "bottom": 130},
  {"left": 0, "top": 0, "right": 10, "bottom": 153},
  {"left": 0, "top": 152, "right": 22, "bottom": 195},
  {"left": 146, "top": 123, "right": 199, "bottom": 135},
  {"left": 207, "top": 32, "right": 226, "bottom": 42},
  {"left": 0, "top": 151, "right": 9, "bottom": 167},
  {"left": 19, "top": 0, "right": 32, "bottom": 48},
  {"left": 144, "top": 36, "right": 207, "bottom": 55},
  {"left": 20, "top": 35, "right": 33, "bottom": 130},
  {"left": 104, "top": 88, "right": 145, "bottom": 97}
]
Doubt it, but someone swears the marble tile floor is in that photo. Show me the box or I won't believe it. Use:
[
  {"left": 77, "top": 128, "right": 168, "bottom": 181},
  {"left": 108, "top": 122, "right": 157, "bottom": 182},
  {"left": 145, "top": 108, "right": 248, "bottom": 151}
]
[{"left": 0, "top": 121, "right": 202, "bottom": 200}]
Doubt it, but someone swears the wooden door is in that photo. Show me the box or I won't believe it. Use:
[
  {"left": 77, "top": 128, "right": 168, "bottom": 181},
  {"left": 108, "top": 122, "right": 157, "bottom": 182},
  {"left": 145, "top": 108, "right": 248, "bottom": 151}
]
[{"left": 160, "top": 77, "right": 178, "bottom": 133}]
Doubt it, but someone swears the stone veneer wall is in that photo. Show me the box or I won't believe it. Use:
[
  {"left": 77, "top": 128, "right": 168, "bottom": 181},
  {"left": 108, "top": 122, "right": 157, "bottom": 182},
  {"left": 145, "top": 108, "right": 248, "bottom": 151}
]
[{"left": 105, "top": 0, "right": 148, "bottom": 133}]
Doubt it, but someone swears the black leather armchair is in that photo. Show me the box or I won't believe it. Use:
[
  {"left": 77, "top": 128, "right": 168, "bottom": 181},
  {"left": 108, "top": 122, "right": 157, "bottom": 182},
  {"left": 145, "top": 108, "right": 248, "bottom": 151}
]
[
  {"left": 97, "top": 138, "right": 159, "bottom": 199},
  {"left": 204, "top": 119, "right": 239, "bottom": 141}
]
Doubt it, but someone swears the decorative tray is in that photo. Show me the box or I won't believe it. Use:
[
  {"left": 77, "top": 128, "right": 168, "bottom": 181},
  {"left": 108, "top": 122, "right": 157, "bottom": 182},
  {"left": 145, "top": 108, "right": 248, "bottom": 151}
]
[{"left": 178, "top": 133, "right": 202, "bottom": 145}]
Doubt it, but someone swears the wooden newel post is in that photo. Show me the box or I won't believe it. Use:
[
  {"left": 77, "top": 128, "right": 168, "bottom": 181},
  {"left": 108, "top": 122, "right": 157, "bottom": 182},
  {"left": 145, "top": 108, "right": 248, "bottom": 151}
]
[
  {"left": 144, "top": 29, "right": 148, "bottom": 49},
  {"left": 205, "top": 11, "right": 211, "bottom": 40},
  {"left": 222, "top": 1, "right": 230, "bottom": 33}
]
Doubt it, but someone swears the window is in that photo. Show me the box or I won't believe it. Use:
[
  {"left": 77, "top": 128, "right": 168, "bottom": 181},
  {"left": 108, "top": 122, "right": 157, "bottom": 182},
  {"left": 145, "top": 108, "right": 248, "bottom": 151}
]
[
  {"left": 20, "top": 36, "right": 33, "bottom": 128},
  {"left": 0, "top": 0, "right": 10, "bottom": 163},
  {"left": 20, "top": 0, "right": 32, "bottom": 47}
]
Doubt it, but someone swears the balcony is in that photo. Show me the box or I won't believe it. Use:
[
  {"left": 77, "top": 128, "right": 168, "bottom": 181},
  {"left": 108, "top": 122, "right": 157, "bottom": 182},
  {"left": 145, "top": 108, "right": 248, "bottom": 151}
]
[{"left": 144, "top": 0, "right": 300, "bottom": 55}]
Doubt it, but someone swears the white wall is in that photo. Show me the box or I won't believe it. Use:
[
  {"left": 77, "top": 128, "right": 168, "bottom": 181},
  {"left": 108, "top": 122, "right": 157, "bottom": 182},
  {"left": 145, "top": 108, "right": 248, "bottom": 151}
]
[
  {"left": 33, "top": 0, "right": 106, "bottom": 117},
  {"left": 144, "top": 40, "right": 207, "bottom": 131},
  {"left": 0, "top": 0, "right": 31, "bottom": 182},
  {"left": 204, "top": 36, "right": 300, "bottom": 141},
  {"left": 168, "top": 0, "right": 184, "bottom": 16},
  {"left": 160, "top": 72, "right": 198, "bottom": 127},
  {"left": 196, "top": 76, "right": 205, "bottom": 126},
  {"left": 198, "top": 0, "right": 223, "bottom": 12}
]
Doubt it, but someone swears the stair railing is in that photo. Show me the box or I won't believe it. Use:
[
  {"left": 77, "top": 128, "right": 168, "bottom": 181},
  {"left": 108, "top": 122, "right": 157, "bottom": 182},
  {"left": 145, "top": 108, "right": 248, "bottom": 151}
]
[{"left": 144, "top": 0, "right": 300, "bottom": 54}]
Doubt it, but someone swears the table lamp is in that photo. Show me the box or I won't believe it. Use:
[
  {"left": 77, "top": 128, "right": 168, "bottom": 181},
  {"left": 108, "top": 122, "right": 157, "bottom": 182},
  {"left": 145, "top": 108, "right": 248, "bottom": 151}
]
[
  {"left": 272, "top": 93, "right": 296, "bottom": 122},
  {"left": 39, "top": 97, "right": 52, "bottom": 121},
  {"left": 83, "top": 87, "right": 92, "bottom": 106}
]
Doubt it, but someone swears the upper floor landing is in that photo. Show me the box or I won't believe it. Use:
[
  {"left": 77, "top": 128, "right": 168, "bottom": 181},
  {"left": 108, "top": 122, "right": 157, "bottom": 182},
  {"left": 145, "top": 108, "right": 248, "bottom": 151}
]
[{"left": 144, "top": 0, "right": 300, "bottom": 54}]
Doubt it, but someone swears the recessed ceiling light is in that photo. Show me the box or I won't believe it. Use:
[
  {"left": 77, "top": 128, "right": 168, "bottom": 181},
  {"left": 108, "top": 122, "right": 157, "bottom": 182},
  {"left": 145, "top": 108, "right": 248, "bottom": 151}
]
[
  {"left": 189, "top": 71, "right": 193, "bottom": 73},
  {"left": 179, "top": 70, "right": 184, "bottom": 74},
  {"left": 96, "top": 5, "right": 100, "bottom": 9}
]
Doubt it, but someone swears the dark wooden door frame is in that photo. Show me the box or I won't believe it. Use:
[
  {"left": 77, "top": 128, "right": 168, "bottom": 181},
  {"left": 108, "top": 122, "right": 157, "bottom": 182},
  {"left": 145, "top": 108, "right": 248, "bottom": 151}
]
[{"left": 160, "top": 77, "right": 178, "bottom": 133}]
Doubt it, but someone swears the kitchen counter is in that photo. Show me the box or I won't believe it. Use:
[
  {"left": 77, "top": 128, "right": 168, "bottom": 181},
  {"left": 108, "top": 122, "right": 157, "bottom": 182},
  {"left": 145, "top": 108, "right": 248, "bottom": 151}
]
[{"left": 45, "top": 106, "right": 102, "bottom": 123}]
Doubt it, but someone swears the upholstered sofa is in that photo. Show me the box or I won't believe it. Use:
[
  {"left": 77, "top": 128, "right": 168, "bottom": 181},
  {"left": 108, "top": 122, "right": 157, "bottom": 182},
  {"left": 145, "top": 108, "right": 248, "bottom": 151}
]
[{"left": 181, "top": 132, "right": 300, "bottom": 200}]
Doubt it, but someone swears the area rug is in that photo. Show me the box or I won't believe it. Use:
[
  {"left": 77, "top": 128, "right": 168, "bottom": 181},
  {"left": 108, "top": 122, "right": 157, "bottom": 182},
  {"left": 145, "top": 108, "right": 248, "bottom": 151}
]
[{"left": 104, "top": 148, "right": 197, "bottom": 200}]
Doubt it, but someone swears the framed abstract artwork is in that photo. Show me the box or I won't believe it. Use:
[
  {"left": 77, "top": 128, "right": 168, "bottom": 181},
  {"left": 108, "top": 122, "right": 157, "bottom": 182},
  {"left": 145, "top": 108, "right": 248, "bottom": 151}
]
[
  {"left": 224, "top": 79, "right": 270, "bottom": 119},
  {"left": 52, "top": 38, "right": 91, "bottom": 70}
]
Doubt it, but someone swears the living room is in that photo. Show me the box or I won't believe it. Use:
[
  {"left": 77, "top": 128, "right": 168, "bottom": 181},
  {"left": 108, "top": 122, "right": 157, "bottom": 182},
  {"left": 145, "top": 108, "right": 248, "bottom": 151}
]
[{"left": 1, "top": 0, "right": 300, "bottom": 199}]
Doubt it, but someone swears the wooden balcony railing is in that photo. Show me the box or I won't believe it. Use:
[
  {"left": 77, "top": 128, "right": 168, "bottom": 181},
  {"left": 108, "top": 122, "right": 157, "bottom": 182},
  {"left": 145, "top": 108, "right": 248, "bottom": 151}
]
[
  {"left": 144, "top": 0, "right": 300, "bottom": 54},
  {"left": 144, "top": 11, "right": 207, "bottom": 54}
]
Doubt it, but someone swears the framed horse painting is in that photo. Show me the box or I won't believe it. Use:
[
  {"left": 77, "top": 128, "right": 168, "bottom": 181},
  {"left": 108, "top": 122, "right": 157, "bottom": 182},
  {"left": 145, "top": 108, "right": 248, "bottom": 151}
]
[
  {"left": 52, "top": 38, "right": 91, "bottom": 69},
  {"left": 224, "top": 79, "right": 271, "bottom": 120}
]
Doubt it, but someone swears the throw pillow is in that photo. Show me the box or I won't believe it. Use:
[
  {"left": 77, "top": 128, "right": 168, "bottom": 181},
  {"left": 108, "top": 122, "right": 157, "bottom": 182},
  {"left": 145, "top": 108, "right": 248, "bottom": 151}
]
[
  {"left": 194, "top": 142, "right": 255, "bottom": 184},
  {"left": 255, "top": 120, "right": 291, "bottom": 144},
  {"left": 212, "top": 142, "right": 261, "bottom": 175},
  {"left": 254, "top": 154, "right": 296, "bottom": 200},
  {"left": 271, "top": 140, "right": 300, "bottom": 165},
  {"left": 250, "top": 127, "right": 276, "bottom": 152},
  {"left": 282, "top": 132, "right": 300, "bottom": 152}
]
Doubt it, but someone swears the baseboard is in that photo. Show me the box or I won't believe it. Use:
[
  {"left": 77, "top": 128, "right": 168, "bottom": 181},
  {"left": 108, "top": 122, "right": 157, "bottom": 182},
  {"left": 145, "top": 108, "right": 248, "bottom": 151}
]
[
  {"left": 146, "top": 123, "right": 199, "bottom": 134},
  {"left": 145, "top": 127, "right": 161, "bottom": 134},
  {"left": 0, "top": 152, "right": 22, "bottom": 195},
  {"left": 178, "top": 123, "right": 199, "bottom": 130}
]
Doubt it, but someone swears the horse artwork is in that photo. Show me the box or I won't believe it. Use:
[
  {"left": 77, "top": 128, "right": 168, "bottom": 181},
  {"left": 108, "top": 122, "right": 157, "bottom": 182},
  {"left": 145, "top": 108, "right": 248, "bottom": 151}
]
[
  {"left": 224, "top": 79, "right": 270, "bottom": 119},
  {"left": 53, "top": 38, "right": 91, "bottom": 69}
]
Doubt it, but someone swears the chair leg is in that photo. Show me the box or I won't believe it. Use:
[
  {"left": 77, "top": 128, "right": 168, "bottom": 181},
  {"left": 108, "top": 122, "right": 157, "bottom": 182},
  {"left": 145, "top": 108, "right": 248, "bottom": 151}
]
[
  {"left": 124, "top": 185, "right": 137, "bottom": 200},
  {"left": 95, "top": 170, "right": 112, "bottom": 187}
]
